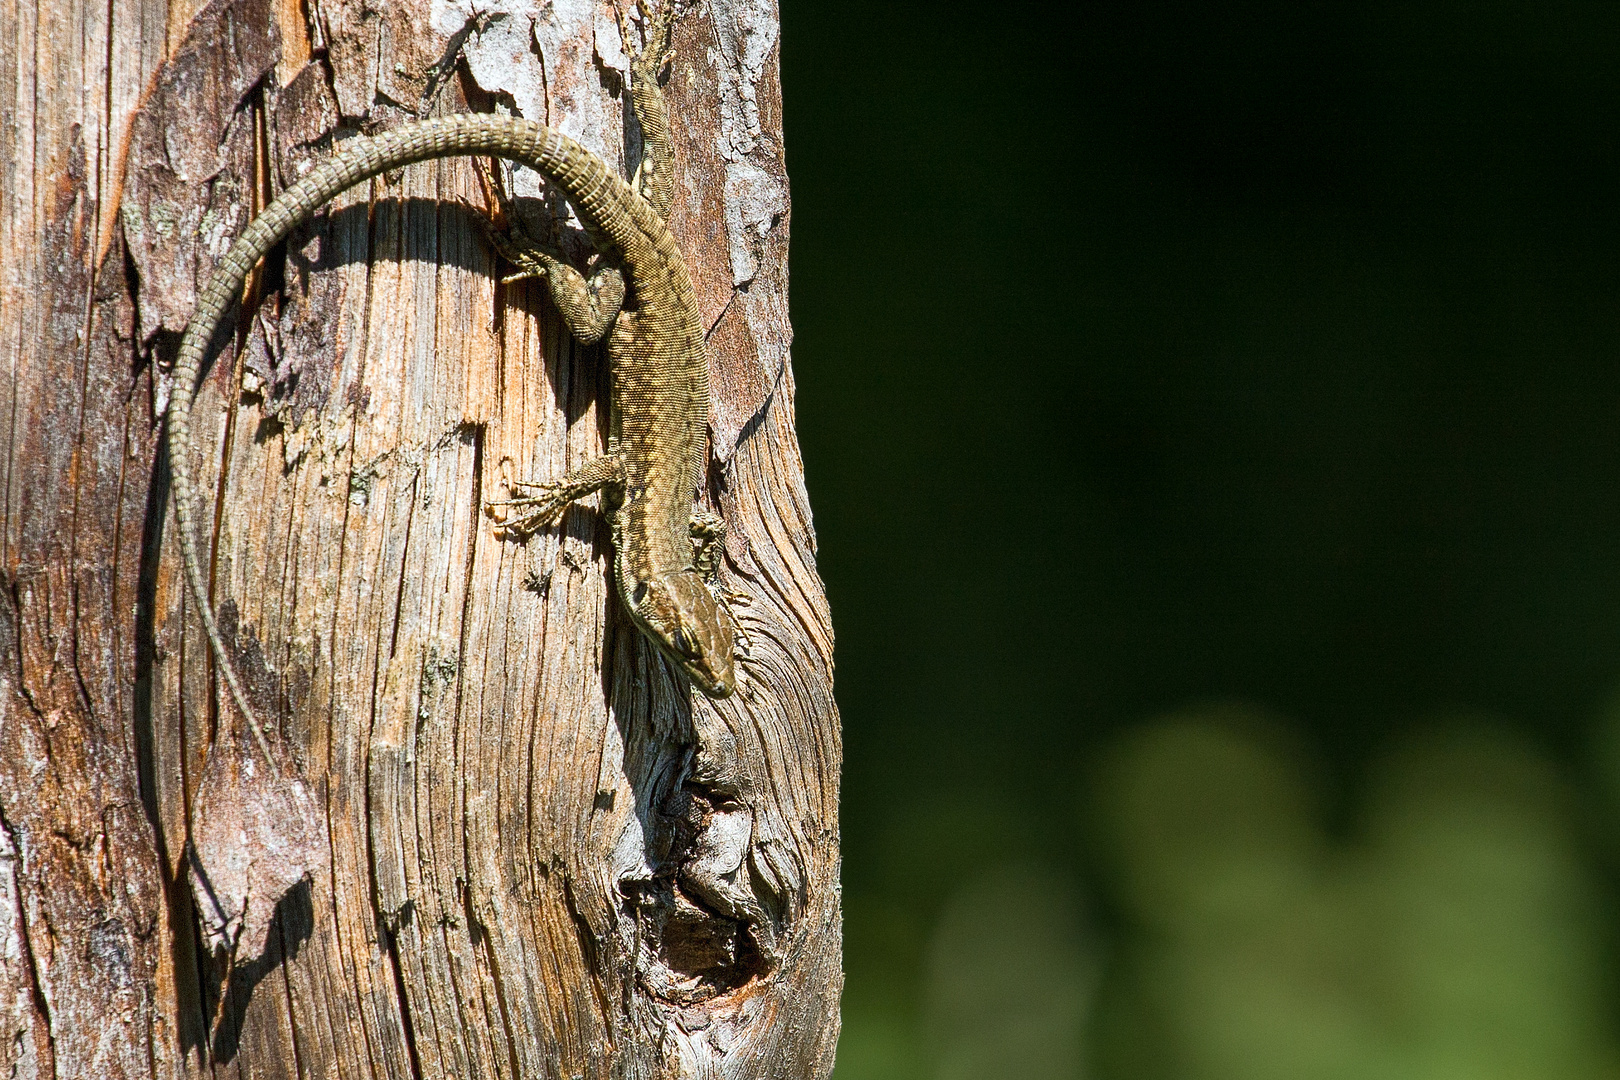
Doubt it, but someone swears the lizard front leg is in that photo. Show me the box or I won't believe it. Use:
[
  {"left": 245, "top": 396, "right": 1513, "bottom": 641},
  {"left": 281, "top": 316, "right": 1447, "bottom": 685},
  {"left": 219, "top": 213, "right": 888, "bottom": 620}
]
[
  {"left": 688, "top": 508, "right": 727, "bottom": 582},
  {"left": 486, "top": 452, "right": 626, "bottom": 538},
  {"left": 688, "top": 509, "right": 753, "bottom": 657}
]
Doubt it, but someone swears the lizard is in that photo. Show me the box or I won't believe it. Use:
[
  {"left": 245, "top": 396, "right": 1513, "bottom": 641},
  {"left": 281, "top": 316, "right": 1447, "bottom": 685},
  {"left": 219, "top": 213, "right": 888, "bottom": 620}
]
[{"left": 165, "top": 1, "right": 738, "bottom": 764}]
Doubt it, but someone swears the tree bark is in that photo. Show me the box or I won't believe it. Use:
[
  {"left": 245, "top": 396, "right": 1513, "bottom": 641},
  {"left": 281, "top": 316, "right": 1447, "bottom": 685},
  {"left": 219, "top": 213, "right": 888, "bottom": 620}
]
[{"left": 0, "top": 0, "right": 841, "bottom": 1074}]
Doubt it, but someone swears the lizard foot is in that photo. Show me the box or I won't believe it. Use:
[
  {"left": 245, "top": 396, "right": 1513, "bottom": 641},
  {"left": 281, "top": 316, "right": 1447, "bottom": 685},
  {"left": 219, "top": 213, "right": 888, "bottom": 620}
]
[
  {"left": 715, "top": 584, "right": 754, "bottom": 660},
  {"left": 686, "top": 511, "right": 754, "bottom": 654},
  {"left": 617, "top": 0, "right": 678, "bottom": 77},
  {"left": 689, "top": 508, "right": 727, "bottom": 582},
  {"left": 467, "top": 159, "right": 626, "bottom": 342},
  {"left": 686, "top": 509, "right": 753, "bottom": 657},
  {"left": 485, "top": 481, "right": 574, "bottom": 538},
  {"left": 482, "top": 216, "right": 568, "bottom": 286},
  {"left": 460, "top": 175, "right": 569, "bottom": 286}
]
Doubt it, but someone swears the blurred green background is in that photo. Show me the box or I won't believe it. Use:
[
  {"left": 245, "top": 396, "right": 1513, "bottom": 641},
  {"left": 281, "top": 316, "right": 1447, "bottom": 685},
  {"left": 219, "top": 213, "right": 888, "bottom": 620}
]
[{"left": 780, "top": 1, "right": 1620, "bottom": 1076}]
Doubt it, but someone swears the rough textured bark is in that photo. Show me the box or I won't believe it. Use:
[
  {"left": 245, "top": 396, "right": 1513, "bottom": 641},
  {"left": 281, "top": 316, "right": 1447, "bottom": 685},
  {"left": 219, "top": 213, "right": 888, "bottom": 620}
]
[{"left": 0, "top": 0, "right": 841, "bottom": 1073}]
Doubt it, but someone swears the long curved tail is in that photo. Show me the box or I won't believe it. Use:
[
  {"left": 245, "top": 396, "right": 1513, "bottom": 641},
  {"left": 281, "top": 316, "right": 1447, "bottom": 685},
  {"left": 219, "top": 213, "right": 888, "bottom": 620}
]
[{"left": 165, "top": 114, "right": 651, "bottom": 759}]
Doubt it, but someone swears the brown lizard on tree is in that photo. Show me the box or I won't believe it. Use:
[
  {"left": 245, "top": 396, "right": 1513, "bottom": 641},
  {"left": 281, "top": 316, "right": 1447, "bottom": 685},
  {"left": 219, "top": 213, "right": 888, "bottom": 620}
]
[{"left": 166, "top": 1, "right": 738, "bottom": 763}]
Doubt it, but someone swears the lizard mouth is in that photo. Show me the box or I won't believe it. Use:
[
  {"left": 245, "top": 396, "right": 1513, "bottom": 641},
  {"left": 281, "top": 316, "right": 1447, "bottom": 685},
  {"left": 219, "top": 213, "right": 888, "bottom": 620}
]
[{"left": 680, "top": 658, "right": 735, "bottom": 699}]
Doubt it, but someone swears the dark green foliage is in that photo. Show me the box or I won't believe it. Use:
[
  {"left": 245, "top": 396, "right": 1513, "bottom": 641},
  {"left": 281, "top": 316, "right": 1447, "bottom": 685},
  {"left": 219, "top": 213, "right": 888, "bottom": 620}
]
[{"left": 784, "top": 2, "right": 1620, "bottom": 1074}]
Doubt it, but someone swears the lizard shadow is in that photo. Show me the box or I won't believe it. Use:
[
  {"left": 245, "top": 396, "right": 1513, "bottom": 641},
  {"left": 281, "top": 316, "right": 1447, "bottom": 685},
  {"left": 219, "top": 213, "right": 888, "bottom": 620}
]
[
  {"left": 134, "top": 430, "right": 213, "bottom": 1061},
  {"left": 133, "top": 448, "right": 316, "bottom": 1066},
  {"left": 232, "top": 196, "right": 611, "bottom": 439},
  {"left": 207, "top": 878, "right": 315, "bottom": 1063},
  {"left": 136, "top": 440, "right": 317, "bottom": 1066}
]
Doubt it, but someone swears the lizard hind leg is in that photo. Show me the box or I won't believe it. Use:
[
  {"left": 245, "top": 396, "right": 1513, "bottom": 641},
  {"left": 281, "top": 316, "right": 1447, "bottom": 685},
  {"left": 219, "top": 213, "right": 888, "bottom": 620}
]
[
  {"left": 619, "top": 0, "right": 678, "bottom": 72},
  {"left": 533, "top": 252, "right": 625, "bottom": 346},
  {"left": 615, "top": 0, "right": 680, "bottom": 219},
  {"left": 486, "top": 452, "right": 626, "bottom": 538},
  {"left": 468, "top": 179, "right": 627, "bottom": 345}
]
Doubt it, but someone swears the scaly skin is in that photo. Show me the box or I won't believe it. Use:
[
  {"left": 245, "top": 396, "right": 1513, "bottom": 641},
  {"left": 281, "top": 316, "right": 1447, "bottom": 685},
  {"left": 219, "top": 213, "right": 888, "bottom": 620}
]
[{"left": 167, "top": 23, "right": 736, "bottom": 761}]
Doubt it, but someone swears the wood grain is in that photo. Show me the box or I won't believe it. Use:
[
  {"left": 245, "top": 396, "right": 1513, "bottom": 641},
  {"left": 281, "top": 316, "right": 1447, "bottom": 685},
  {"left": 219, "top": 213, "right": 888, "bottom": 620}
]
[{"left": 0, "top": 0, "right": 841, "bottom": 1073}]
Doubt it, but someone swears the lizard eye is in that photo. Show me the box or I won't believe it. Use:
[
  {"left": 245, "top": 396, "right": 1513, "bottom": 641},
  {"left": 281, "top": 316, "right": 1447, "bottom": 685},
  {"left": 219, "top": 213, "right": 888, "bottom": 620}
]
[{"left": 672, "top": 626, "right": 698, "bottom": 658}]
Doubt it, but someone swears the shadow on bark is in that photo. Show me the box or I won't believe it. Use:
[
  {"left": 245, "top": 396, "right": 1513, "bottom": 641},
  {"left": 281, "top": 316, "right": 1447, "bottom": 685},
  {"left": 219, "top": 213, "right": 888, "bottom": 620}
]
[{"left": 209, "top": 878, "right": 314, "bottom": 1064}]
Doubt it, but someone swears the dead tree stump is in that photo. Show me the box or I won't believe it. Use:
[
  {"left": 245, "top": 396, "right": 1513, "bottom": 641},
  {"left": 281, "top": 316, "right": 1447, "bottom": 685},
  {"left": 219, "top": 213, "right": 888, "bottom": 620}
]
[{"left": 0, "top": 0, "right": 840, "bottom": 1074}]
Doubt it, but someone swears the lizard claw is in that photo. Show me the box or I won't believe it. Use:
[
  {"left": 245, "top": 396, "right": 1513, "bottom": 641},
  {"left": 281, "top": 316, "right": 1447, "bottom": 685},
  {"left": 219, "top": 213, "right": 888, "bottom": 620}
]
[
  {"left": 714, "top": 584, "right": 754, "bottom": 659},
  {"left": 614, "top": 2, "right": 638, "bottom": 56},
  {"left": 477, "top": 214, "right": 563, "bottom": 285},
  {"left": 485, "top": 481, "right": 572, "bottom": 538}
]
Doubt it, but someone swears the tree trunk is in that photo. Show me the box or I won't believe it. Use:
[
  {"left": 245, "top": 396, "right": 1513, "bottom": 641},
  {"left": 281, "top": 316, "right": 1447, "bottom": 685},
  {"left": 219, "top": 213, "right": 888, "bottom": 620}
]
[{"left": 0, "top": 0, "right": 841, "bottom": 1074}]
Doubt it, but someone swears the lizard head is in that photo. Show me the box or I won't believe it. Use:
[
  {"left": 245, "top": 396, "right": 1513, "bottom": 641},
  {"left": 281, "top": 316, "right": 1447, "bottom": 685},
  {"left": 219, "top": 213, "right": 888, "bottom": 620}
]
[{"left": 631, "top": 571, "right": 736, "bottom": 698}]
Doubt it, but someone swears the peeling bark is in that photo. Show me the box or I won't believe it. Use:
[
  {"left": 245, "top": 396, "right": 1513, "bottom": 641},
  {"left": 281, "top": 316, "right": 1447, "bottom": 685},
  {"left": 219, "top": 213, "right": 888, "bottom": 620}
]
[{"left": 0, "top": 0, "right": 840, "bottom": 1073}]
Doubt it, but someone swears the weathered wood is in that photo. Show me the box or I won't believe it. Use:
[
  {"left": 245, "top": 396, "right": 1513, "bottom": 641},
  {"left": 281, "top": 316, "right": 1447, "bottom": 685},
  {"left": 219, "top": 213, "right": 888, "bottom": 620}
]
[{"left": 0, "top": 0, "right": 841, "bottom": 1073}]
